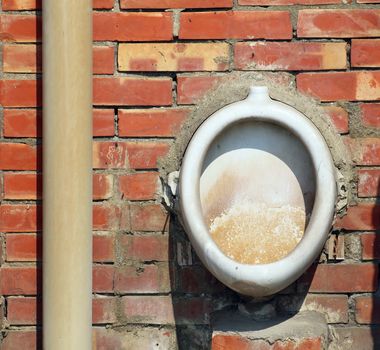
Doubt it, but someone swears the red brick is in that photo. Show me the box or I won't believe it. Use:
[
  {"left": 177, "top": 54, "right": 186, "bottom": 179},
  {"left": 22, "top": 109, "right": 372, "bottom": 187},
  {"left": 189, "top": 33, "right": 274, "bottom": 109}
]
[
  {"left": 93, "top": 12, "right": 172, "bottom": 41},
  {"left": 93, "top": 77, "right": 172, "bottom": 106},
  {"left": 177, "top": 75, "right": 221, "bottom": 104},
  {"left": 118, "top": 109, "right": 187, "bottom": 137},
  {"left": 360, "top": 104, "right": 380, "bottom": 129},
  {"left": 6, "top": 234, "right": 39, "bottom": 262},
  {"left": 2, "top": 0, "right": 114, "bottom": 10},
  {"left": 122, "top": 295, "right": 174, "bottom": 324},
  {"left": 93, "top": 174, "right": 113, "bottom": 200},
  {"left": 323, "top": 106, "right": 349, "bottom": 133},
  {"left": 7, "top": 297, "right": 38, "bottom": 325},
  {"left": 355, "top": 296, "right": 380, "bottom": 324},
  {"left": 130, "top": 204, "right": 169, "bottom": 232},
  {"left": 352, "top": 40, "right": 380, "bottom": 68},
  {"left": 115, "top": 264, "right": 170, "bottom": 293},
  {"left": 3, "top": 173, "right": 112, "bottom": 200},
  {"left": 2, "top": 330, "right": 37, "bottom": 350},
  {"left": 299, "top": 264, "right": 378, "bottom": 293},
  {"left": 5, "top": 233, "right": 114, "bottom": 262},
  {"left": 119, "top": 235, "right": 169, "bottom": 261},
  {"left": 234, "top": 42, "right": 346, "bottom": 71},
  {"left": 357, "top": 0, "right": 380, "bottom": 2},
  {"left": 335, "top": 204, "right": 380, "bottom": 231},
  {"left": 329, "top": 327, "right": 380, "bottom": 350},
  {"left": 93, "top": 204, "right": 121, "bottom": 231},
  {"left": 93, "top": 265, "right": 114, "bottom": 293},
  {"left": 0, "top": 205, "right": 39, "bottom": 232},
  {"left": 298, "top": 10, "right": 380, "bottom": 38},
  {"left": 0, "top": 267, "right": 38, "bottom": 295},
  {"left": 361, "top": 233, "right": 380, "bottom": 260},
  {"left": 355, "top": 138, "right": 380, "bottom": 165},
  {"left": 212, "top": 335, "right": 323, "bottom": 350},
  {"left": 93, "top": 235, "right": 114, "bottom": 262},
  {"left": 358, "top": 169, "right": 380, "bottom": 197},
  {"left": 3, "top": 109, "right": 114, "bottom": 137},
  {"left": 93, "top": 297, "right": 117, "bottom": 324},
  {"left": 297, "top": 72, "right": 380, "bottom": 101},
  {"left": 0, "top": 80, "right": 40, "bottom": 107},
  {"left": 126, "top": 142, "right": 170, "bottom": 169},
  {"left": 3, "top": 45, "right": 114, "bottom": 74},
  {"left": 119, "top": 172, "right": 159, "bottom": 200},
  {"left": 93, "top": 142, "right": 128, "bottom": 169},
  {"left": 118, "top": 43, "right": 229, "bottom": 72},
  {"left": 0, "top": 143, "right": 38, "bottom": 170},
  {"left": 179, "top": 11, "right": 292, "bottom": 40},
  {"left": 240, "top": 0, "right": 340, "bottom": 4},
  {"left": 3, "top": 173, "right": 40, "bottom": 200},
  {"left": 278, "top": 294, "right": 348, "bottom": 323},
  {"left": 120, "top": 0, "right": 232, "bottom": 8},
  {"left": 0, "top": 15, "right": 40, "bottom": 42}
]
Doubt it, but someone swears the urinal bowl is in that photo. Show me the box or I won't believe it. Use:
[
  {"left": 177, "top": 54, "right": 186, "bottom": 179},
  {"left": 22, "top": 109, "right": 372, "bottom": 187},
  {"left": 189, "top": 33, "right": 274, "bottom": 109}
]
[{"left": 178, "top": 86, "right": 337, "bottom": 297}]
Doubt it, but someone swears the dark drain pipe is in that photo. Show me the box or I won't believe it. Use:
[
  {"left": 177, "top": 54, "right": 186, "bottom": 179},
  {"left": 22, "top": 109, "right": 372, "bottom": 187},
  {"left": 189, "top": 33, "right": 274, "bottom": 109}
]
[{"left": 43, "top": 1, "right": 93, "bottom": 348}]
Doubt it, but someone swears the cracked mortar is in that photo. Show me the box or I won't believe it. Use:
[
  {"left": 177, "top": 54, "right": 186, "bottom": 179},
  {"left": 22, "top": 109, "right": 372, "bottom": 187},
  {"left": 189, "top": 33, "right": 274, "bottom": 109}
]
[{"left": 159, "top": 71, "right": 353, "bottom": 218}]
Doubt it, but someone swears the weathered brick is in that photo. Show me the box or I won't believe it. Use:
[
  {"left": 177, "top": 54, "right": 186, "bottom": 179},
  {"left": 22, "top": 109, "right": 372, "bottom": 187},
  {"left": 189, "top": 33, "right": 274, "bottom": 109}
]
[
  {"left": 93, "top": 77, "right": 172, "bottom": 106},
  {"left": 0, "top": 205, "right": 39, "bottom": 232},
  {"left": 93, "top": 204, "right": 121, "bottom": 231},
  {"left": 0, "top": 15, "right": 41, "bottom": 42},
  {"left": 93, "top": 12, "right": 172, "bottom": 41},
  {"left": 1, "top": 330, "right": 37, "bottom": 350},
  {"left": 7, "top": 297, "right": 39, "bottom": 325},
  {"left": 299, "top": 264, "right": 378, "bottom": 293},
  {"left": 93, "top": 327, "right": 176, "bottom": 349},
  {"left": 93, "top": 297, "right": 117, "bottom": 324},
  {"left": 335, "top": 203, "right": 380, "bottom": 231},
  {"left": 122, "top": 295, "right": 174, "bottom": 324},
  {"left": 360, "top": 104, "right": 380, "bottom": 129},
  {"left": 114, "top": 264, "right": 170, "bottom": 293},
  {"left": 297, "top": 72, "right": 380, "bottom": 101},
  {"left": 0, "top": 80, "right": 40, "bottom": 107},
  {"left": 118, "top": 109, "right": 187, "bottom": 137},
  {"left": 2, "top": 0, "right": 114, "bottom": 10},
  {"left": 355, "top": 296, "right": 380, "bottom": 324},
  {"left": 120, "top": 0, "right": 232, "bottom": 8},
  {"left": 323, "top": 106, "right": 349, "bottom": 133},
  {"left": 234, "top": 42, "right": 346, "bottom": 71},
  {"left": 93, "top": 235, "right": 115, "bottom": 262},
  {"left": 177, "top": 75, "right": 221, "bottom": 104},
  {"left": 93, "top": 142, "right": 128, "bottom": 169},
  {"left": 130, "top": 204, "right": 169, "bottom": 232},
  {"left": 118, "top": 43, "right": 229, "bottom": 72},
  {"left": 119, "top": 172, "right": 159, "bottom": 200},
  {"left": 93, "top": 173, "right": 113, "bottom": 200},
  {"left": 212, "top": 335, "right": 323, "bottom": 350},
  {"left": 329, "top": 327, "right": 380, "bottom": 350},
  {"left": 3, "top": 45, "right": 114, "bottom": 74},
  {"left": 126, "top": 142, "right": 170, "bottom": 169},
  {"left": 93, "top": 265, "right": 114, "bottom": 293},
  {"left": 277, "top": 294, "right": 348, "bottom": 323},
  {"left": 179, "top": 11, "right": 292, "bottom": 40},
  {"left": 119, "top": 235, "right": 169, "bottom": 262},
  {"left": 361, "top": 233, "right": 380, "bottom": 260},
  {"left": 298, "top": 10, "right": 380, "bottom": 38},
  {"left": 358, "top": 169, "right": 380, "bottom": 198},
  {"left": 352, "top": 40, "right": 380, "bottom": 68},
  {"left": 0, "top": 267, "right": 39, "bottom": 295},
  {"left": 240, "top": 0, "right": 340, "bottom": 4},
  {"left": 355, "top": 138, "right": 380, "bottom": 166}
]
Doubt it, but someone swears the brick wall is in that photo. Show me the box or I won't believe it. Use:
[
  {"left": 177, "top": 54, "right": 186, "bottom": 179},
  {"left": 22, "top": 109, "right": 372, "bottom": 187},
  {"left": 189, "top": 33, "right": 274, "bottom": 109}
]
[{"left": 0, "top": 0, "right": 380, "bottom": 349}]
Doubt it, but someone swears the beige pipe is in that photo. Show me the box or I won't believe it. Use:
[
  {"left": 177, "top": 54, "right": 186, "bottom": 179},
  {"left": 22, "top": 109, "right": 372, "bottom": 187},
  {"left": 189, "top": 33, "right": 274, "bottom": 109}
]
[{"left": 43, "top": 1, "right": 92, "bottom": 349}]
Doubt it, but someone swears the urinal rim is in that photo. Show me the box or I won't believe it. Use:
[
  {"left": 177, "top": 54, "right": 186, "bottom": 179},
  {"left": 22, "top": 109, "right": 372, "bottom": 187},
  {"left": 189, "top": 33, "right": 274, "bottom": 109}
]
[{"left": 178, "top": 88, "right": 337, "bottom": 296}]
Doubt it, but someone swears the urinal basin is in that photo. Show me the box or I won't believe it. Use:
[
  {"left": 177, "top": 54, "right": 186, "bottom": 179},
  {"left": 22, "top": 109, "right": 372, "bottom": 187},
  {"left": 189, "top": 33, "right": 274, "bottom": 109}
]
[{"left": 179, "top": 86, "right": 336, "bottom": 297}]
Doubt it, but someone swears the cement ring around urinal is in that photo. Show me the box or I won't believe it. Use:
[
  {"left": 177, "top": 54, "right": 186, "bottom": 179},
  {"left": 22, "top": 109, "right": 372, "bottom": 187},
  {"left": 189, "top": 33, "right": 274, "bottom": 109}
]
[{"left": 178, "top": 86, "right": 337, "bottom": 297}]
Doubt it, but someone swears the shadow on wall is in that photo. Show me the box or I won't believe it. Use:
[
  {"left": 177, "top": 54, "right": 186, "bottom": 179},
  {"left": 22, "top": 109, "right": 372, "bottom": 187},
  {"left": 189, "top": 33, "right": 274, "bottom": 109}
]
[{"left": 168, "top": 213, "right": 317, "bottom": 350}]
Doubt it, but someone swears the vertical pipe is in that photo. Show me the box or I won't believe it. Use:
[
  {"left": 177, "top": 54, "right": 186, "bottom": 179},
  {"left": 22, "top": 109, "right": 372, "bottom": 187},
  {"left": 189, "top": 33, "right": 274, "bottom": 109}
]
[{"left": 43, "top": 1, "right": 92, "bottom": 349}]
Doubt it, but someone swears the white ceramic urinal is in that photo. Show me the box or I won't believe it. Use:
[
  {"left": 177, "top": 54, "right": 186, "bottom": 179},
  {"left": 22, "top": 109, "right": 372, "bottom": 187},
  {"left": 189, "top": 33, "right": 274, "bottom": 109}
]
[{"left": 178, "top": 86, "right": 336, "bottom": 297}]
